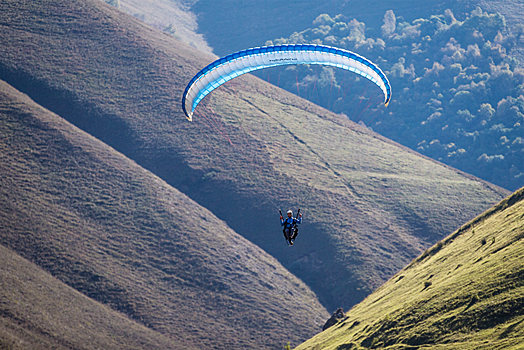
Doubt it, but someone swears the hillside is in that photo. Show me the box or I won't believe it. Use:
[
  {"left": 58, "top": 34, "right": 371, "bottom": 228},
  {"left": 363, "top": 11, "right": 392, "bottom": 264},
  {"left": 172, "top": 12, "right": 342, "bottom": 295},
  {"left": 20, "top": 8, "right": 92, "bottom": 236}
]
[
  {"left": 296, "top": 186, "right": 524, "bottom": 349},
  {"left": 0, "top": 0, "right": 509, "bottom": 314},
  {"left": 0, "top": 79, "right": 328, "bottom": 349},
  {"left": 0, "top": 245, "right": 187, "bottom": 350}
]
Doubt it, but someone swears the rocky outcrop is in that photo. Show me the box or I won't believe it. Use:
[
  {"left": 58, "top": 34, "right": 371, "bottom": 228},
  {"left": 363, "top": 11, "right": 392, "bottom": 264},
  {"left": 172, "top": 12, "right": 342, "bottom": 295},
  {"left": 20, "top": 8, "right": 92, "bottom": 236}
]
[{"left": 322, "top": 308, "right": 345, "bottom": 331}]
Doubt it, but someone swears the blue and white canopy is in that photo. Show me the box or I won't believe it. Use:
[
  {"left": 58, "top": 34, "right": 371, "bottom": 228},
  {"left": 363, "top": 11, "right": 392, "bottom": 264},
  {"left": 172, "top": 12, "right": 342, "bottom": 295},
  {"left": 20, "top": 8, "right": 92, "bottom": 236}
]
[{"left": 182, "top": 44, "right": 391, "bottom": 121}]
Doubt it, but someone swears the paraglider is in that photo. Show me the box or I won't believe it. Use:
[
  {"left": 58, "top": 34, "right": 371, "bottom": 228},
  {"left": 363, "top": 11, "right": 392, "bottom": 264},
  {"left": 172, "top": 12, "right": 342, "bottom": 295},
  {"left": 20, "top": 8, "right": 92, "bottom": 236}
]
[
  {"left": 182, "top": 44, "right": 391, "bottom": 121},
  {"left": 280, "top": 209, "right": 301, "bottom": 246},
  {"left": 181, "top": 44, "right": 391, "bottom": 246}
]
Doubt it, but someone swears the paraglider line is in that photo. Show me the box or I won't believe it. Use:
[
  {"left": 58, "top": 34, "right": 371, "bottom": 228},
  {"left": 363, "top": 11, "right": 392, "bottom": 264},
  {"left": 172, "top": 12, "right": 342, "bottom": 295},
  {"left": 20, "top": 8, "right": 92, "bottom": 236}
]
[
  {"left": 327, "top": 75, "right": 335, "bottom": 111},
  {"left": 335, "top": 75, "right": 356, "bottom": 114},
  {"left": 366, "top": 114, "right": 380, "bottom": 127},
  {"left": 295, "top": 71, "right": 300, "bottom": 97},
  {"left": 304, "top": 74, "right": 308, "bottom": 99},
  {"left": 313, "top": 66, "right": 321, "bottom": 106},
  {"left": 359, "top": 96, "right": 376, "bottom": 121},
  {"left": 195, "top": 109, "right": 226, "bottom": 140},
  {"left": 354, "top": 85, "right": 370, "bottom": 123},
  {"left": 365, "top": 100, "right": 384, "bottom": 127},
  {"left": 203, "top": 107, "right": 235, "bottom": 146},
  {"left": 343, "top": 81, "right": 364, "bottom": 119},
  {"left": 222, "top": 87, "right": 281, "bottom": 209},
  {"left": 359, "top": 94, "right": 382, "bottom": 125}
]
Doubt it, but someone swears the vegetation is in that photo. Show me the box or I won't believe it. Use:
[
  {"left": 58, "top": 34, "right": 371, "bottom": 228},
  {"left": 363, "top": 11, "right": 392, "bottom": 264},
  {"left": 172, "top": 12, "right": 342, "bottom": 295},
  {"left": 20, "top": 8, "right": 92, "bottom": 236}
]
[
  {"left": 0, "top": 0, "right": 508, "bottom": 318},
  {"left": 296, "top": 187, "right": 524, "bottom": 349},
  {"left": 103, "top": 0, "right": 121, "bottom": 9},
  {"left": 192, "top": 0, "right": 462, "bottom": 56},
  {"left": 266, "top": 8, "right": 524, "bottom": 191},
  {"left": 1, "top": 0, "right": 522, "bottom": 347}
]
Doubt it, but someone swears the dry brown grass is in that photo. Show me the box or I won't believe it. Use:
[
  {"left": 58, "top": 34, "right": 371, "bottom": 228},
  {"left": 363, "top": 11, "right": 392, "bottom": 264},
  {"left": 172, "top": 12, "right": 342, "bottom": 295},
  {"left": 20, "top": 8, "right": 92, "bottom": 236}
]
[
  {"left": 0, "top": 244, "right": 183, "bottom": 350},
  {"left": 0, "top": 80, "right": 328, "bottom": 349}
]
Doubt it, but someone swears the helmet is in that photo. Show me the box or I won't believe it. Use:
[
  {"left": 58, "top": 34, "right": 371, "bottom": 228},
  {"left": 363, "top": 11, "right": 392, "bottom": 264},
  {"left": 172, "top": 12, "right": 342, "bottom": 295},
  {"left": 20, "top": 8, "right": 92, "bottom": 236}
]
[{"left": 287, "top": 210, "right": 293, "bottom": 214}]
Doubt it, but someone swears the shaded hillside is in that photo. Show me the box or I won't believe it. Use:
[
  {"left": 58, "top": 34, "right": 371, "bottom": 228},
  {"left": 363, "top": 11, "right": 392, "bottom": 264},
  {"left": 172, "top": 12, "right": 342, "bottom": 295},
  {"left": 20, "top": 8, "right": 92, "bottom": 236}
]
[
  {"left": 0, "top": 0, "right": 508, "bottom": 313},
  {"left": 0, "top": 245, "right": 189, "bottom": 350},
  {"left": 0, "top": 80, "right": 328, "bottom": 349},
  {"left": 296, "top": 187, "right": 524, "bottom": 349}
]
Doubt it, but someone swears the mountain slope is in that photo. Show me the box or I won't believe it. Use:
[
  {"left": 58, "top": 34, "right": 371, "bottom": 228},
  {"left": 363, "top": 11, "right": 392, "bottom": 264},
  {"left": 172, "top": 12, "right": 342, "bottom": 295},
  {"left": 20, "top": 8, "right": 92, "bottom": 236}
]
[
  {"left": 0, "top": 0, "right": 508, "bottom": 312},
  {"left": 0, "top": 79, "right": 328, "bottom": 349},
  {"left": 296, "top": 187, "right": 524, "bottom": 349},
  {"left": 0, "top": 244, "right": 189, "bottom": 350}
]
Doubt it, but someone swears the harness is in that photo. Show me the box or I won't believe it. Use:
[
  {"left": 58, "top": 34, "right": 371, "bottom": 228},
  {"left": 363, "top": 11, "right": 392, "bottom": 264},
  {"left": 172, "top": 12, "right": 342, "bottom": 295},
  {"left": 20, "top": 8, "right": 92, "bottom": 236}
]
[{"left": 283, "top": 217, "right": 296, "bottom": 229}]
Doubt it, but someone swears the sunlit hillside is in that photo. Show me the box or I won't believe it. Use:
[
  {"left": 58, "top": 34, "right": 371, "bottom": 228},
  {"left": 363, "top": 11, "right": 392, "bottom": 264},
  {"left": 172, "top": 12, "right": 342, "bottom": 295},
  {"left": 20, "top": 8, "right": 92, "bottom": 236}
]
[{"left": 297, "top": 187, "right": 524, "bottom": 349}]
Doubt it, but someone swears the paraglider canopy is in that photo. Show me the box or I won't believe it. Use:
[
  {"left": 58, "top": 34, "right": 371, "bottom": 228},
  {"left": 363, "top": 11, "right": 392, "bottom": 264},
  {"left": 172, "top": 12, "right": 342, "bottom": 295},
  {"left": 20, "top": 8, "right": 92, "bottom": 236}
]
[{"left": 182, "top": 44, "right": 391, "bottom": 121}]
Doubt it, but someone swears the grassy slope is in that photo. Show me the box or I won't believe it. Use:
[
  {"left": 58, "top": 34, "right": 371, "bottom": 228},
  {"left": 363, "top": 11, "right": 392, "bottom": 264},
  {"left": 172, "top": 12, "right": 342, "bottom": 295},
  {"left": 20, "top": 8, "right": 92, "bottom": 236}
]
[
  {"left": 296, "top": 187, "right": 524, "bottom": 349},
  {"left": 0, "top": 79, "right": 329, "bottom": 349},
  {"left": 0, "top": 0, "right": 509, "bottom": 312},
  {"left": 203, "top": 79, "right": 508, "bottom": 306},
  {"left": 0, "top": 244, "right": 188, "bottom": 350}
]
